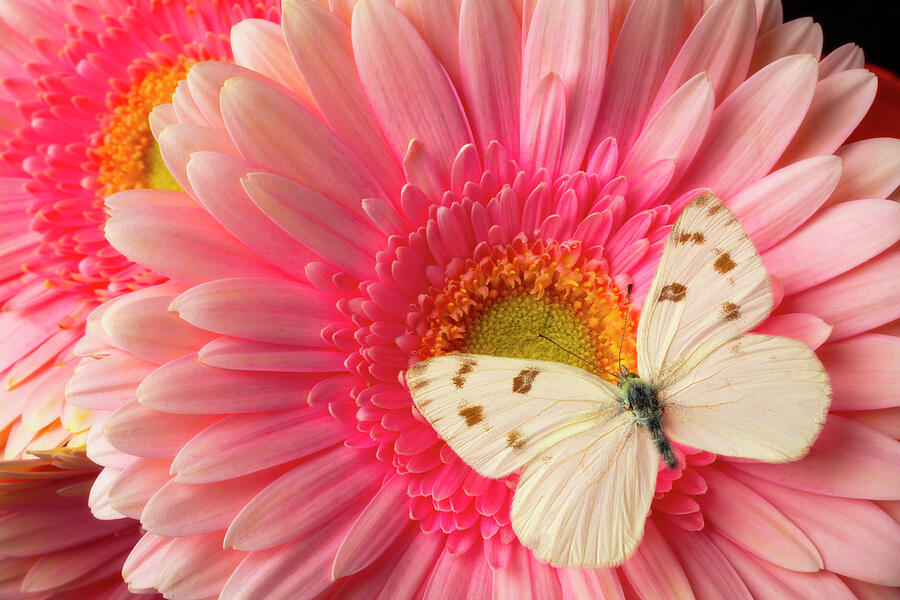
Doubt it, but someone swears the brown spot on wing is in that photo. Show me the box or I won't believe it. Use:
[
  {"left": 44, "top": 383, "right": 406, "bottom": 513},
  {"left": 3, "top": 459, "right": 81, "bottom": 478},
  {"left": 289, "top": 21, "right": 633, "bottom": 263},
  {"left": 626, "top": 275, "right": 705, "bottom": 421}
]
[
  {"left": 459, "top": 405, "right": 484, "bottom": 427},
  {"left": 720, "top": 302, "right": 741, "bottom": 322},
  {"left": 691, "top": 193, "right": 714, "bottom": 207},
  {"left": 675, "top": 231, "right": 706, "bottom": 245},
  {"left": 707, "top": 203, "right": 724, "bottom": 216},
  {"left": 714, "top": 251, "right": 736, "bottom": 274},
  {"left": 658, "top": 283, "right": 687, "bottom": 302},
  {"left": 409, "top": 378, "right": 431, "bottom": 392},
  {"left": 452, "top": 357, "right": 478, "bottom": 389},
  {"left": 407, "top": 361, "right": 428, "bottom": 379},
  {"left": 512, "top": 368, "right": 540, "bottom": 394},
  {"left": 507, "top": 429, "right": 526, "bottom": 451}
]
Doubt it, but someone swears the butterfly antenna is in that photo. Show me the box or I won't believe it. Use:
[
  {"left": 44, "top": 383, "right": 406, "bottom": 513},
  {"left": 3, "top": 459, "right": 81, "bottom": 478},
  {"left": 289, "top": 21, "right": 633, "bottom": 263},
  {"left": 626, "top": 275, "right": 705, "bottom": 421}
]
[
  {"left": 617, "top": 284, "right": 633, "bottom": 372},
  {"left": 537, "top": 334, "right": 617, "bottom": 378}
]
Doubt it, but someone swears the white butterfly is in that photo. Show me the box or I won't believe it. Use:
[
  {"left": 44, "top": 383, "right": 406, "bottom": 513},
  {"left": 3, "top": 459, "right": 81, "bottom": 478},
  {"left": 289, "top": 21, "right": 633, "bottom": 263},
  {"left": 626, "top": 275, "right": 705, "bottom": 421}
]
[{"left": 406, "top": 193, "right": 831, "bottom": 568}]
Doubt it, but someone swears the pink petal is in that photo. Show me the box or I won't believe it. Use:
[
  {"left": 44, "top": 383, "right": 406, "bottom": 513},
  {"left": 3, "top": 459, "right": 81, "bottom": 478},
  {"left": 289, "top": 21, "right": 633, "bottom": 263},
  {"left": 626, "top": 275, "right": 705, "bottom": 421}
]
[
  {"left": 185, "top": 151, "right": 318, "bottom": 281},
  {"left": 779, "top": 250, "right": 900, "bottom": 341},
  {"left": 676, "top": 54, "right": 818, "bottom": 199},
  {"left": 230, "top": 19, "right": 314, "bottom": 103},
  {"left": 105, "top": 200, "right": 288, "bottom": 286},
  {"left": 728, "top": 415, "right": 900, "bottom": 500},
  {"left": 818, "top": 334, "right": 900, "bottom": 410},
  {"left": 763, "top": 200, "right": 900, "bottom": 295},
  {"left": 520, "top": 73, "right": 565, "bottom": 176},
  {"left": 458, "top": 0, "right": 521, "bottom": 156},
  {"left": 699, "top": 466, "right": 823, "bottom": 571},
  {"left": 171, "top": 408, "right": 351, "bottom": 484},
  {"left": 521, "top": 0, "right": 608, "bottom": 171},
  {"left": 0, "top": 295, "right": 80, "bottom": 373},
  {"left": 422, "top": 546, "right": 493, "bottom": 600},
  {"left": 740, "top": 469, "right": 900, "bottom": 586},
  {"left": 170, "top": 278, "right": 339, "bottom": 347},
  {"left": 753, "top": 313, "right": 832, "bottom": 350},
  {"left": 282, "top": 0, "right": 405, "bottom": 198},
  {"left": 224, "top": 446, "right": 383, "bottom": 551},
  {"left": 122, "top": 533, "right": 173, "bottom": 592},
  {"left": 220, "top": 76, "right": 386, "bottom": 213},
  {"left": 558, "top": 566, "right": 624, "bottom": 600},
  {"left": 841, "top": 408, "right": 900, "bottom": 440},
  {"left": 818, "top": 43, "right": 865, "bottom": 79},
  {"left": 652, "top": 0, "right": 756, "bottom": 107},
  {"left": 352, "top": 0, "right": 472, "bottom": 190},
  {"left": 622, "top": 73, "right": 713, "bottom": 184},
  {"left": 396, "top": 0, "right": 464, "bottom": 91},
  {"left": 620, "top": 520, "right": 692, "bottom": 599},
  {"left": 374, "top": 527, "right": 445, "bottom": 599},
  {"left": 658, "top": 524, "right": 752, "bottom": 600},
  {"left": 66, "top": 353, "right": 157, "bottom": 411},
  {"left": 21, "top": 533, "right": 136, "bottom": 593},
  {"left": 726, "top": 155, "right": 841, "bottom": 252},
  {"left": 138, "top": 354, "right": 323, "bottom": 413},
  {"left": 828, "top": 138, "right": 900, "bottom": 205},
  {"left": 108, "top": 459, "right": 173, "bottom": 519},
  {"left": 172, "top": 79, "right": 207, "bottom": 127},
  {"left": 842, "top": 578, "right": 900, "bottom": 600},
  {"left": 0, "top": 506, "right": 131, "bottom": 556},
  {"left": 776, "top": 68, "right": 877, "bottom": 167},
  {"left": 198, "top": 336, "right": 347, "bottom": 373},
  {"left": 750, "top": 17, "right": 823, "bottom": 74},
  {"left": 157, "top": 123, "right": 238, "bottom": 195},
  {"left": 243, "top": 172, "right": 382, "bottom": 281},
  {"left": 332, "top": 473, "right": 412, "bottom": 578},
  {"left": 154, "top": 532, "right": 245, "bottom": 600},
  {"left": 105, "top": 401, "right": 221, "bottom": 459}
]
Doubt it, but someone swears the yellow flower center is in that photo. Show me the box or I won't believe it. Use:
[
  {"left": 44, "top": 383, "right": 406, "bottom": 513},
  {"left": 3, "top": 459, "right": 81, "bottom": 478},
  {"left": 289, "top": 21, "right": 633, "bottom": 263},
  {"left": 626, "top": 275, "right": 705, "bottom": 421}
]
[
  {"left": 96, "top": 58, "right": 190, "bottom": 195},
  {"left": 418, "top": 238, "right": 637, "bottom": 383}
]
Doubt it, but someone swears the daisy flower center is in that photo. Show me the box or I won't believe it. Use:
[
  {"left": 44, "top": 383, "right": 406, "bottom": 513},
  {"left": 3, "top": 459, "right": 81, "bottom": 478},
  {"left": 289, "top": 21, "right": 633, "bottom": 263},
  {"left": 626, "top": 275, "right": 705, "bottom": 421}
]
[{"left": 96, "top": 59, "right": 190, "bottom": 195}]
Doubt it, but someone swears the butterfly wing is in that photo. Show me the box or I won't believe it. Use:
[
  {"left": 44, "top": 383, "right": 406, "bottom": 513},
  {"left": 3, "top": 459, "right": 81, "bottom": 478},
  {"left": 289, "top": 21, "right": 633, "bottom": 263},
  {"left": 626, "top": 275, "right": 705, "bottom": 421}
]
[
  {"left": 511, "top": 414, "right": 658, "bottom": 567},
  {"left": 406, "top": 353, "right": 622, "bottom": 478},
  {"left": 638, "top": 193, "right": 773, "bottom": 385},
  {"left": 660, "top": 333, "right": 830, "bottom": 462}
]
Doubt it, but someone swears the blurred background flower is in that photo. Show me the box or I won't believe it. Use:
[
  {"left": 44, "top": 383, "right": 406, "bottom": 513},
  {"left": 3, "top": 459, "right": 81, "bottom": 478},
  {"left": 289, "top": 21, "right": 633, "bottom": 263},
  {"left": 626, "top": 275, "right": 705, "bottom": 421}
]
[{"left": 62, "top": 0, "right": 900, "bottom": 597}]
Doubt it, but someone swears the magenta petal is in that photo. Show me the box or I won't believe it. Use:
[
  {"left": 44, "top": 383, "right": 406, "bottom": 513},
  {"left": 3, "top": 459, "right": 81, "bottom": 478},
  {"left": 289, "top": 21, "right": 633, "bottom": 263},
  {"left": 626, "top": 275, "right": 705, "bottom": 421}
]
[
  {"left": 728, "top": 415, "right": 900, "bottom": 500},
  {"left": 779, "top": 251, "right": 900, "bottom": 341},
  {"left": 352, "top": 0, "right": 472, "bottom": 190},
  {"left": 818, "top": 334, "right": 900, "bottom": 410}
]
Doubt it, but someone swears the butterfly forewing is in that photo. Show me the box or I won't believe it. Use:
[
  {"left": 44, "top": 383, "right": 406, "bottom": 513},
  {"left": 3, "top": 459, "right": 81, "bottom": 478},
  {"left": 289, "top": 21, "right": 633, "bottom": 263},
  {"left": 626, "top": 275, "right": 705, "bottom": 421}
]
[
  {"left": 511, "top": 415, "right": 657, "bottom": 567},
  {"left": 406, "top": 354, "right": 621, "bottom": 478},
  {"left": 661, "top": 333, "right": 830, "bottom": 461},
  {"left": 638, "top": 193, "right": 773, "bottom": 385}
]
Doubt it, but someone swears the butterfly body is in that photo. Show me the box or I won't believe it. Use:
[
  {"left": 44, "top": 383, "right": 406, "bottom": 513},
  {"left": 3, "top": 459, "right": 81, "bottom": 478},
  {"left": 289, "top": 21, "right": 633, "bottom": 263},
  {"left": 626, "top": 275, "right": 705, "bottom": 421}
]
[{"left": 406, "top": 193, "right": 831, "bottom": 568}]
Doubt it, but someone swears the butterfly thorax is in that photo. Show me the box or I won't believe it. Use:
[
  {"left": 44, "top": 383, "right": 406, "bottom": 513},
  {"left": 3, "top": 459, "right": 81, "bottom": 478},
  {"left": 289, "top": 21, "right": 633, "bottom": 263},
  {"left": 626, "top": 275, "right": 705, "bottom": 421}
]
[{"left": 617, "top": 370, "right": 678, "bottom": 469}]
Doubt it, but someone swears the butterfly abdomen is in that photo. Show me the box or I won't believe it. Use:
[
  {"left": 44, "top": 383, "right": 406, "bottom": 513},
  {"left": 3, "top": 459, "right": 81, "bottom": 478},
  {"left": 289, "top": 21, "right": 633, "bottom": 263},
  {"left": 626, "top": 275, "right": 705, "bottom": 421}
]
[{"left": 623, "top": 378, "right": 679, "bottom": 469}]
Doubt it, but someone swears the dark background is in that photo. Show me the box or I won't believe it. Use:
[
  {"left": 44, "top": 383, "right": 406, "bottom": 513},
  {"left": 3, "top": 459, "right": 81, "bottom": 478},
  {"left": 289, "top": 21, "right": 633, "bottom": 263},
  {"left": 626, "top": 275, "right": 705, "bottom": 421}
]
[{"left": 783, "top": 1, "right": 899, "bottom": 73}]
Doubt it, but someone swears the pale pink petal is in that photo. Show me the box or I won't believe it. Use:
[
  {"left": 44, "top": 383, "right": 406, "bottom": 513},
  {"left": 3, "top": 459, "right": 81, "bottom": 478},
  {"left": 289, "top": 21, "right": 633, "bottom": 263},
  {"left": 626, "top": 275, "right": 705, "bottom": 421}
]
[
  {"left": 332, "top": 473, "right": 413, "bottom": 578},
  {"left": 243, "top": 172, "right": 383, "bottom": 281},
  {"left": 763, "top": 199, "right": 900, "bottom": 295},
  {"left": 282, "top": 0, "right": 405, "bottom": 198},
  {"left": 108, "top": 459, "right": 173, "bottom": 519},
  {"left": 122, "top": 533, "right": 174, "bottom": 592},
  {"left": 224, "top": 446, "right": 383, "bottom": 551},
  {"left": 105, "top": 201, "right": 289, "bottom": 286},
  {"left": 171, "top": 408, "right": 352, "bottom": 484},
  {"left": 66, "top": 353, "right": 156, "bottom": 411},
  {"left": 726, "top": 155, "right": 841, "bottom": 252},
  {"left": 20, "top": 363, "right": 71, "bottom": 433},
  {"left": 779, "top": 251, "right": 900, "bottom": 341},
  {"left": 699, "top": 467, "right": 823, "bottom": 571},
  {"left": 818, "top": 334, "right": 900, "bottom": 410},
  {"left": 422, "top": 545, "right": 493, "bottom": 599},
  {"left": 458, "top": 0, "right": 521, "bottom": 155},
  {"left": 753, "top": 313, "right": 832, "bottom": 349},
  {"left": 138, "top": 354, "right": 323, "bottom": 414},
  {"left": 520, "top": 73, "right": 565, "bottom": 176},
  {"left": 818, "top": 43, "right": 865, "bottom": 79},
  {"left": 105, "top": 401, "right": 221, "bottom": 459},
  {"left": 220, "top": 76, "right": 387, "bottom": 212},
  {"left": 352, "top": 0, "right": 472, "bottom": 189},
  {"left": 652, "top": 0, "right": 756, "bottom": 107},
  {"left": 20, "top": 531, "right": 135, "bottom": 593},
  {"left": 88, "top": 465, "right": 127, "bottom": 521},
  {"left": 620, "top": 520, "right": 692, "bottom": 599},
  {"left": 676, "top": 54, "right": 818, "bottom": 199},
  {"left": 842, "top": 408, "right": 900, "bottom": 440},
  {"left": 658, "top": 525, "right": 752, "bottom": 600},
  {"left": 521, "top": 0, "right": 608, "bottom": 171},
  {"left": 198, "top": 337, "right": 347, "bottom": 373},
  {"left": 230, "top": 19, "right": 314, "bottom": 103},
  {"left": 728, "top": 416, "right": 900, "bottom": 500},
  {"left": 185, "top": 151, "right": 318, "bottom": 281},
  {"left": 396, "top": 0, "right": 463, "bottom": 90},
  {"left": 749, "top": 17, "right": 823, "bottom": 74},
  {"left": 741, "top": 469, "right": 900, "bottom": 586},
  {"left": 591, "top": 0, "right": 684, "bottom": 156},
  {"left": 621, "top": 72, "right": 713, "bottom": 182},
  {"left": 0, "top": 296, "right": 80, "bottom": 373},
  {"left": 776, "top": 68, "right": 877, "bottom": 167},
  {"left": 154, "top": 532, "right": 245, "bottom": 600},
  {"left": 842, "top": 578, "right": 900, "bottom": 600},
  {"left": 157, "top": 123, "right": 238, "bottom": 195},
  {"left": 828, "top": 138, "right": 900, "bottom": 204},
  {"left": 170, "top": 278, "right": 340, "bottom": 347},
  {"left": 709, "top": 530, "right": 856, "bottom": 600},
  {"left": 6, "top": 327, "right": 78, "bottom": 389},
  {"left": 148, "top": 103, "right": 177, "bottom": 139},
  {"left": 86, "top": 414, "right": 135, "bottom": 470},
  {"left": 172, "top": 79, "right": 208, "bottom": 128}
]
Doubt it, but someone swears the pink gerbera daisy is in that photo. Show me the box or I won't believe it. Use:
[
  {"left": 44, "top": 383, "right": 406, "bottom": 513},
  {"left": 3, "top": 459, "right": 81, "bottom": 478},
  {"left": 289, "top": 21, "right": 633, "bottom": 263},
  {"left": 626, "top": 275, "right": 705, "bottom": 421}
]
[
  {"left": 67, "top": 0, "right": 900, "bottom": 597},
  {"left": 0, "top": 0, "right": 278, "bottom": 597}
]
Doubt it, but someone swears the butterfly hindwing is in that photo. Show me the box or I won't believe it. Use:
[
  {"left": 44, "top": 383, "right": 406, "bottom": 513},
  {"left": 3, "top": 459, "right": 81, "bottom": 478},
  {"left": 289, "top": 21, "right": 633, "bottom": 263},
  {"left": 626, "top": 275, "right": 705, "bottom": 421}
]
[
  {"left": 638, "top": 193, "right": 773, "bottom": 385},
  {"left": 406, "top": 353, "right": 621, "bottom": 478},
  {"left": 511, "top": 413, "right": 658, "bottom": 567},
  {"left": 660, "top": 333, "right": 830, "bottom": 462}
]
